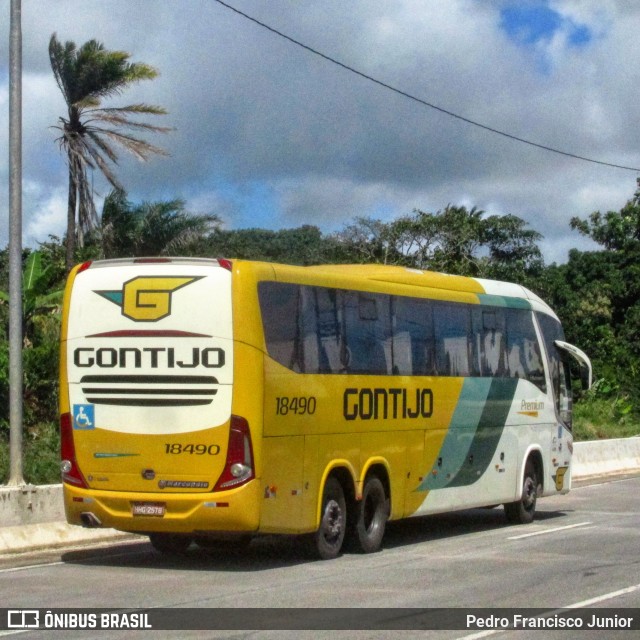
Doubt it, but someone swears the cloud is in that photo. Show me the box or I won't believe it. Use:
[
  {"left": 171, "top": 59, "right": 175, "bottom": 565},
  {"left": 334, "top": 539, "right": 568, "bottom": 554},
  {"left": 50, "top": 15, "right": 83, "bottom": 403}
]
[
  {"left": 1, "top": 0, "right": 639, "bottom": 266},
  {"left": 23, "top": 181, "right": 67, "bottom": 245}
]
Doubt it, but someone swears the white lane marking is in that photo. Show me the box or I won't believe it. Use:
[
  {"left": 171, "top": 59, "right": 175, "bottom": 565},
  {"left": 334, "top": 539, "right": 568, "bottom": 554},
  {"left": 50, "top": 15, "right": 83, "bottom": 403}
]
[
  {"left": 566, "top": 583, "right": 640, "bottom": 608},
  {"left": 454, "top": 582, "right": 640, "bottom": 640},
  {"left": 507, "top": 521, "right": 592, "bottom": 540}
]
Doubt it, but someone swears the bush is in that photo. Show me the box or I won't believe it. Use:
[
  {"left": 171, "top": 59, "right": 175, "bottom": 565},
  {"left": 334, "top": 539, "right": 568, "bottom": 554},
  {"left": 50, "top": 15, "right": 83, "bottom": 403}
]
[
  {"left": 573, "top": 378, "right": 639, "bottom": 441},
  {"left": 0, "top": 422, "right": 60, "bottom": 485}
]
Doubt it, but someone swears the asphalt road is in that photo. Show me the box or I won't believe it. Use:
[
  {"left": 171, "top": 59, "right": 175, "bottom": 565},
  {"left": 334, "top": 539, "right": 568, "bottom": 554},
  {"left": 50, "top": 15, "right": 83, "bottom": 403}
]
[{"left": 1, "top": 475, "right": 639, "bottom": 639}]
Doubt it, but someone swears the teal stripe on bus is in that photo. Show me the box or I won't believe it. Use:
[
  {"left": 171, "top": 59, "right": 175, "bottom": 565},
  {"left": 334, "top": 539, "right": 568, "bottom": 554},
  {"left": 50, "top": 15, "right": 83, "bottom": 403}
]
[
  {"left": 477, "top": 294, "right": 532, "bottom": 309},
  {"left": 419, "top": 377, "right": 518, "bottom": 491},
  {"left": 445, "top": 377, "right": 518, "bottom": 488},
  {"left": 419, "top": 378, "right": 491, "bottom": 491}
]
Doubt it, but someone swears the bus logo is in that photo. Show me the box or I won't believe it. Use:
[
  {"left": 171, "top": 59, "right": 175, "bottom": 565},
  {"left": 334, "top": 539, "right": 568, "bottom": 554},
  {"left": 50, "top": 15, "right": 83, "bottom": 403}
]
[{"left": 95, "top": 276, "right": 203, "bottom": 322}]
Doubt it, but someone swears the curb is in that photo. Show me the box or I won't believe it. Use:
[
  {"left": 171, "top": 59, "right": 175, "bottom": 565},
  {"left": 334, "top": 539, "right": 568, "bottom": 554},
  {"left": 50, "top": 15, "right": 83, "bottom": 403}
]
[{"left": 0, "top": 521, "right": 139, "bottom": 556}]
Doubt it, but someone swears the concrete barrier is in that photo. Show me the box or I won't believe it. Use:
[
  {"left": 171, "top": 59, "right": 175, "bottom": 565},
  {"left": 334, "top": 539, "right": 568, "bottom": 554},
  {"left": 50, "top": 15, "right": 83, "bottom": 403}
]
[
  {"left": 571, "top": 436, "right": 640, "bottom": 480},
  {"left": 0, "top": 484, "right": 65, "bottom": 528},
  {"left": 1, "top": 437, "right": 639, "bottom": 555},
  {"left": 0, "top": 484, "right": 135, "bottom": 554}
]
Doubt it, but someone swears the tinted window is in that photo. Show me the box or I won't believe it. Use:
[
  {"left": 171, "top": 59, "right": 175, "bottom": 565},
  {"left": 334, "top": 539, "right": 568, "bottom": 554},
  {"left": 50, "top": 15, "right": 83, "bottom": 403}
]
[
  {"left": 393, "top": 297, "right": 435, "bottom": 375},
  {"left": 342, "top": 292, "right": 391, "bottom": 374},
  {"left": 433, "top": 303, "right": 470, "bottom": 376},
  {"left": 537, "top": 312, "right": 571, "bottom": 425},
  {"left": 258, "top": 282, "right": 302, "bottom": 371},
  {"left": 258, "top": 280, "right": 548, "bottom": 389},
  {"left": 506, "top": 309, "right": 546, "bottom": 392}
]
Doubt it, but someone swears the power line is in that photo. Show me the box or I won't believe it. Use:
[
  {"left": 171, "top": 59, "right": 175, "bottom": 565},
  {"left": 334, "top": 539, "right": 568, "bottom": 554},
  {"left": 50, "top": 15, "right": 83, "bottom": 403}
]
[{"left": 214, "top": 0, "right": 640, "bottom": 173}]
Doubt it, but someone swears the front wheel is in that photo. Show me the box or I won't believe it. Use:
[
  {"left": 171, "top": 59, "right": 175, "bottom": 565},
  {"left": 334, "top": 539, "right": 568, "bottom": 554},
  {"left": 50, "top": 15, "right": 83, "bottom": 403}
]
[
  {"left": 348, "top": 475, "right": 389, "bottom": 553},
  {"left": 504, "top": 461, "right": 540, "bottom": 524},
  {"left": 313, "top": 476, "right": 347, "bottom": 560}
]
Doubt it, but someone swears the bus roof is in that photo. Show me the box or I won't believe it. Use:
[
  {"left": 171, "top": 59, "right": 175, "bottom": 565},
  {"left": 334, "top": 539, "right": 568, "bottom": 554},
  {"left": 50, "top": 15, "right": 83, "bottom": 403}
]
[{"left": 270, "top": 262, "right": 555, "bottom": 317}]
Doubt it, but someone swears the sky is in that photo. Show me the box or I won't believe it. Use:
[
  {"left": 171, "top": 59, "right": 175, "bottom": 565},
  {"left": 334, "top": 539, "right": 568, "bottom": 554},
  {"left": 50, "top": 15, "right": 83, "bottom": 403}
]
[{"left": 2, "top": 0, "right": 640, "bottom": 264}]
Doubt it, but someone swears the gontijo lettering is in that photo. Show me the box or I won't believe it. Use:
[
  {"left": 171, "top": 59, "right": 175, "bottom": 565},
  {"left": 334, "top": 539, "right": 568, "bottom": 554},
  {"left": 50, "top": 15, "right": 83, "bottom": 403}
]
[
  {"left": 73, "top": 346, "right": 225, "bottom": 368},
  {"left": 344, "top": 387, "right": 433, "bottom": 421}
]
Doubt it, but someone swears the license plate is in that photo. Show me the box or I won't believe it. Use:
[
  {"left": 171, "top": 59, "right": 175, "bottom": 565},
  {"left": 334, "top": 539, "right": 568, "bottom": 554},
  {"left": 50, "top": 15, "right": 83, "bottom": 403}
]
[{"left": 132, "top": 502, "right": 166, "bottom": 517}]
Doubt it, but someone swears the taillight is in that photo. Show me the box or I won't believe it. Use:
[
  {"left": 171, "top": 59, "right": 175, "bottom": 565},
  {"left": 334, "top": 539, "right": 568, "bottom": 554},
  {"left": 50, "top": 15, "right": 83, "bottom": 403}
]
[
  {"left": 76, "top": 261, "right": 92, "bottom": 274},
  {"left": 213, "top": 415, "right": 255, "bottom": 491},
  {"left": 60, "top": 412, "right": 88, "bottom": 488}
]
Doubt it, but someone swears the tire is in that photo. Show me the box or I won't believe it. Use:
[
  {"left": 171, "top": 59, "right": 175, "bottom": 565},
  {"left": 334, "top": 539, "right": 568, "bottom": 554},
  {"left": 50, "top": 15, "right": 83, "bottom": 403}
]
[
  {"left": 348, "top": 475, "right": 389, "bottom": 553},
  {"left": 504, "top": 461, "right": 540, "bottom": 524},
  {"left": 149, "top": 533, "right": 192, "bottom": 555},
  {"left": 313, "top": 476, "right": 347, "bottom": 560}
]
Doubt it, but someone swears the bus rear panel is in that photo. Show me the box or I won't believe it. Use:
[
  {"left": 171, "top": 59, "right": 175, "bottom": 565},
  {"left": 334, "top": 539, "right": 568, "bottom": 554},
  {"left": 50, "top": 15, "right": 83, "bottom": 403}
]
[{"left": 60, "top": 258, "right": 261, "bottom": 534}]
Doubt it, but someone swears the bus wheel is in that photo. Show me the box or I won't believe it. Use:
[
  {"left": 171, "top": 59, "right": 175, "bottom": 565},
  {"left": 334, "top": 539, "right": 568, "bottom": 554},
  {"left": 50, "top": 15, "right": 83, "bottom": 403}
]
[
  {"left": 350, "top": 475, "right": 389, "bottom": 553},
  {"left": 504, "top": 461, "right": 539, "bottom": 525},
  {"left": 149, "top": 533, "right": 192, "bottom": 554},
  {"left": 314, "top": 476, "right": 347, "bottom": 560}
]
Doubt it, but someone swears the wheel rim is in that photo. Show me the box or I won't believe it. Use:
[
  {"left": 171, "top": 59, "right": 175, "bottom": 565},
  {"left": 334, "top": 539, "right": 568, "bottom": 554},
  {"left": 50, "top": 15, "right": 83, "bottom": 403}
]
[
  {"left": 522, "top": 475, "right": 537, "bottom": 512},
  {"left": 321, "top": 499, "right": 344, "bottom": 543}
]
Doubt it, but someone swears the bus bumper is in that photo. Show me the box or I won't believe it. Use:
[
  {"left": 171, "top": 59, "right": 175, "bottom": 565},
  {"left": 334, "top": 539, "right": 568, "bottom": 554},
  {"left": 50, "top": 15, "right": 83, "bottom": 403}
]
[{"left": 62, "top": 480, "right": 261, "bottom": 534}]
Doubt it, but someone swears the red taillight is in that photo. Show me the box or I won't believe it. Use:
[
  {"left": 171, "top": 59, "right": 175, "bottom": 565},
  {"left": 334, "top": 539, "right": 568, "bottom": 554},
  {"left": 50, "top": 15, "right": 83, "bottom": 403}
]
[
  {"left": 76, "top": 261, "right": 92, "bottom": 274},
  {"left": 213, "top": 415, "right": 255, "bottom": 491},
  {"left": 218, "top": 258, "right": 233, "bottom": 271},
  {"left": 60, "top": 412, "right": 88, "bottom": 488}
]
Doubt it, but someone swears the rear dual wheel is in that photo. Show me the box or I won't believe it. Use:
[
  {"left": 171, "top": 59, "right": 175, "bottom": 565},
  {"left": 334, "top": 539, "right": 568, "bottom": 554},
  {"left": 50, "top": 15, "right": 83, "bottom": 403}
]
[
  {"left": 313, "top": 474, "right": 389, "bottom": 560},
  {"left": 349, "top": 475, "right": 389, "bottom": 554}
]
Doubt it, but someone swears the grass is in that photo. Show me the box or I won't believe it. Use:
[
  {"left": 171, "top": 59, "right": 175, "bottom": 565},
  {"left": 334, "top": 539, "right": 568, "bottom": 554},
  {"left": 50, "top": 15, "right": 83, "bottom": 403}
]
[{"left": 573, "top": 398, "right": 640, "bottom": 441}]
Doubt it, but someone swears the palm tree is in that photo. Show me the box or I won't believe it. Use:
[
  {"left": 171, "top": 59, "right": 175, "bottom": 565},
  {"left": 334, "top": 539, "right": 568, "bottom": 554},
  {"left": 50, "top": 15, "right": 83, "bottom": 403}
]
[
  {"left": 100, "top": 189, "right": 221, "bottom": 258},
  {"left": 48, "top": 34, "right": 171, "bottom": 272}
]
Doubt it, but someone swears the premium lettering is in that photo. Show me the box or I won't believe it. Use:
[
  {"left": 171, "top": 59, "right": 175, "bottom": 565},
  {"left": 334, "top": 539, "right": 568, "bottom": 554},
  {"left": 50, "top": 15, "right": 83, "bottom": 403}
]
[
  {"left": 343, "top": 387, "right": 433, "bottom": 421},
  {"left": 74, "top": 346, "right": 225, "bottom": 369}
]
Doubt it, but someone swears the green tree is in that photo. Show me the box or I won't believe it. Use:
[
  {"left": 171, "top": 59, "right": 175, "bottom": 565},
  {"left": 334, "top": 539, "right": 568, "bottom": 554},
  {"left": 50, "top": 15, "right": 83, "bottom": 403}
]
[
  {"left": 204, "top": 225, "right": 336, "bottom": 265},
  {"left": 333, "top": 206, "right": 542, "bottom": 279},
  {"left": 0, "top": 251, "right": 63, "bottom": 344},
  {"left": 560, "top": 183, "right": 640, "bottom": 425},
  {"left": 570, "top": 180, "right": 640, "bottom": 253},
  {"left": 49, "top": 34, "right": 170, "bottom": 272},
  {"left": 99, "top": 189, "right": 221, "bottom": 258}
]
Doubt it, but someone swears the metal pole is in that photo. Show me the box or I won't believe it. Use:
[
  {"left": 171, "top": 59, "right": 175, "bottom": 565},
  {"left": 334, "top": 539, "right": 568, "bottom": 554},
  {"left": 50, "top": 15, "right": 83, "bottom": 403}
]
[{"left": 8, "top": 0, "right": 24, "bottom": 486}]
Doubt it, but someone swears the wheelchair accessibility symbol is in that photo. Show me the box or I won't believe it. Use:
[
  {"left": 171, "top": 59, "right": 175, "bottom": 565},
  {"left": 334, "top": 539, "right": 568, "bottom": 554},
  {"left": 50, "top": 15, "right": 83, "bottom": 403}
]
[{"left": 73, "top": 404, "right": 95, "bottom": 430}]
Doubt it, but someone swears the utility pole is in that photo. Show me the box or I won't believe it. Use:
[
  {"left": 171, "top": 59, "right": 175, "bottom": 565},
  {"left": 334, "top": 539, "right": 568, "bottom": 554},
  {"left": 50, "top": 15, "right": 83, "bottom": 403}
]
[{"left": 8, "top": 0, "right": 24, "bottom": 486}]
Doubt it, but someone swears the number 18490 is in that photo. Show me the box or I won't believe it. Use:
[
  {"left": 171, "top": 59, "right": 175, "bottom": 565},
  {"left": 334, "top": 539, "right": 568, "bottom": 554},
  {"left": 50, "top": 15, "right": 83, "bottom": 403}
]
[{"left": 275, "top": 396, "right": 317, "bottom": 416}]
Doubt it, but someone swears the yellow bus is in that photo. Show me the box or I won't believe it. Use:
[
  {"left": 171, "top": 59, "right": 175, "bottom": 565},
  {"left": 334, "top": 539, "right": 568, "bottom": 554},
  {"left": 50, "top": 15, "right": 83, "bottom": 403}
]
[{"left": 59, "top": 258, "right": 591, "bottom": 559}]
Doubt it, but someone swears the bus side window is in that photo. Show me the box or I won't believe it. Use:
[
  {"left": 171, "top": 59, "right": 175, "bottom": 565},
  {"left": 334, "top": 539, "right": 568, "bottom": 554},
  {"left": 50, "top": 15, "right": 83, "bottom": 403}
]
[
  {"left": 258, "top": 282, "right": 303, "bottom": 371},
  {"left": 434, "top": 303, "right": 471, "bottom": 377},
  {"left": 343, "top": 292, "right": 390, "bottom": 374},
  {"left": 472, "top": 308, "right": 507, "bottom": 378},
  {"left": 393, "top": 297, "right": 435, "bottom": 376},
  {"left": 300, "top": 286, "right": 321, "bottom": 374},
  {"left": 505, "top": 309, "right": 546, "bottom": 392},
  {"left": 314, "top": 287, "right": 343, "bottom": 373},
  {"left": 536, "top": 313, "right": 571, "bottom": 428}
]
